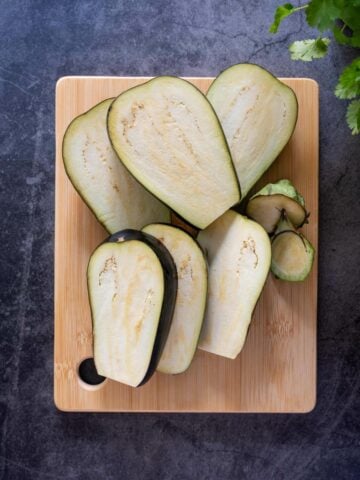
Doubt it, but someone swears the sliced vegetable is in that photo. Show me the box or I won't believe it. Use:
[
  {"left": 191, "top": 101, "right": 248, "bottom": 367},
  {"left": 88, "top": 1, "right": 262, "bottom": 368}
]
[
  {"left": 271, "top": 211, "right": 314, "bottom": 282},
  {"left": 197, "top": 210, "right": 271, "bottom": 359},
  {"left": 142, "top": 223, "right": 207, "bottom": 374},
  {"left": 63, "top": 98, "right": 170, "bottom": 233},
  {"left": 107, "top": 76, "right": 240, "bottom": 229},
  {"left": 246, "top": 179, "right": 308, "bottom": 234},
  {"left": 88, "top": 229, "right": 177, "bottom": 387},
  {"left": 207, "top": 64, "right": 298, "bottom": 197}
]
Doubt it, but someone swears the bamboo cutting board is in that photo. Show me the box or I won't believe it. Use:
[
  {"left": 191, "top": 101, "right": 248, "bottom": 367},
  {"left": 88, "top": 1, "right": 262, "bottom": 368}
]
[{"left": 55, "top": 76, "right": 318, "bottom": 412}]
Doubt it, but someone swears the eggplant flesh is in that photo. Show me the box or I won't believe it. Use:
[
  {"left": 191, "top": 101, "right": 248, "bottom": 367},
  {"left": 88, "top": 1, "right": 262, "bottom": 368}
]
[
  {"left": 197, "top": 210, "right": 271, "bottom": 359},
  {"left": 142, "top": 224, "right": 207, "bottom": 374},
  {"left": 62, "top": 98, "right": 169, "bottom": 234},
  {"left": 207, "top": 64, "right": 298, "bottom": 197},
  {"left": 271, "top": 212, "right": 314, "bottom": 282},
  {"left": 246, "top": 194, "right": 307, "bottom": 234},
  {"left": 107, "top": 76, "right": 240, "bottom": 229},
  {"left": 88, "top": 230, "right": 177, "bottom": 387},
  {"left": 271, "top": 232, "right": 314, "bottom": 281}
]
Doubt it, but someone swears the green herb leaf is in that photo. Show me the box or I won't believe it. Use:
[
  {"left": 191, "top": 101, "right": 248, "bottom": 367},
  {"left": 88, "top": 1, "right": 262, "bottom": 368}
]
[
  {"left": 339, "top": 5, "right": 360, "bottom": 32},
  {"left": 289, "top": 38, "right": 330, "bottom": 61},
  {"left": 333, "top": 25, "right": 360, "bottom": 48},
  {"left": 335, "top": 58, "right": 360, "bottom": 99},
  {"left": 306, "top": 0, "right": 341, "bottom": 31},
  {"left": 269, "top": 3, "right": 296, "bottom": 33},
  {"left": 346, "top": 99, "right": 360, "bottom": 134}
]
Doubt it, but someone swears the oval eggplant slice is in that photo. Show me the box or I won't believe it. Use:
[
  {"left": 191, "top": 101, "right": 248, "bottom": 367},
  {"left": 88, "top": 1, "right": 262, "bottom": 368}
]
[
  {"left": 63, "top": 98, "right": 170, "bottom": 234},
  {"left": 107, "top": 76, "right": 240, "bottom": 229},
  {"left": 197, "top": 210, "right": 271, "bottom": 359},
  {"left": 207, "top": 64, "right": 298, "bottom": 197},
  {"left": 142, "top": 224, "right": 207, "bottom": 374},
  {"left": 271, "top": 232, "right": 314, "bottom": 282},
  {"left": 246, "top": 179, "right": 308, "bottom": 234},
  {"left": 271, "top": 210, "right": 314, "bottom": 282},
  {"left": 88, "top": 231, "right": 177, "bottom": 387}
]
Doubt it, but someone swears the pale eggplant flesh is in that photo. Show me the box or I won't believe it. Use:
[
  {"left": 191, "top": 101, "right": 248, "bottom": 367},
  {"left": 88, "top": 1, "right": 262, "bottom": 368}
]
[
  {"left": 63, "top": 98, "right": 170, "bottom": 234},
  {"left": 207, "top": 64, "right": 298, "bottom": 197},
  {"left": 88, "top": 229, "right": 177, "bottom": 387},
  {"left": 107, "top": 76, "right": 241, "bottom": 229},
  {"left": 197, "top": 210, "right": 271, "bottom": 359},
  {"left": 142, "top": 223, "right": 207, "bottom": 374},
  {"left": 246, "top": 179, "right": 308, "bottom": 234},
  {"left": 271, "top": 211, "right": 314, "bottom": 282}
]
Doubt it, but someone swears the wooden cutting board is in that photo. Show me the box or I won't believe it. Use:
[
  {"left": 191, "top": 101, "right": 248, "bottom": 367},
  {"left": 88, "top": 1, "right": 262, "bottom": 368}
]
[{"left": 54, "top": 76, "right": 318, "bottom": 412}]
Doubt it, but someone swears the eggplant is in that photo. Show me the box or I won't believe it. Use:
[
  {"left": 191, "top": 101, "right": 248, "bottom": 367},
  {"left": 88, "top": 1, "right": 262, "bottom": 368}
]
[
  {"left": 107, "top": 76, "right": 240, "bottom": 229},
  {"left": 88, "top": 229, "right": 177, "bottom": 387},
  {"left": 246, "top": 179, "right": 309, "bottom": 234},
  {"left": 63, "top": 98, "right": 170, "bottom": 234},
  {"left": 142, "top": 224, "right": 207, "bottom": 374},
  {"left": 197, "top": 210, "right": 271, "bottom": 359},
  {"left": 271, "top": 211, "right": 314, "bottom": 282},
  {"left": 207, "top": 64, "right": 298, "bottom": 197}
]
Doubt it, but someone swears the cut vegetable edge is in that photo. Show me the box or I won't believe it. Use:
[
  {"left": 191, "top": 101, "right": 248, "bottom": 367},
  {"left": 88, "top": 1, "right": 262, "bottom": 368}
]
[
  {"left": 62, "top": 98, "right": 170, "bottom": 234},
  {"left": 87, "top": 230, "right": 177, "bottom": 387},
  {"left": 107, "top": 75, "right": 241, "bottom": 229},
  {"left": 197, "top": 210, "right": 271, "bottom": 359},
  {"left": 142, "top": 223, "right": 208, "bottom": 374},
  {"left": 271, "top": 230, "right": 315, "bottom": 282},
  {"left": 246, "top": 194, "right": 308, "bottom": 234},
  {"left": 207, "top": 63, "right": 298, "bottom": 198}
]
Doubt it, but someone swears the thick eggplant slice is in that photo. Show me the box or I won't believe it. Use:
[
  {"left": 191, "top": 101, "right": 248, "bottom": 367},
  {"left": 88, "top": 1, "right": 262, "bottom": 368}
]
[
  {"left": 246, "top": 179, "right": 308, "bottom": 234},
  {"left": 207, "top": 64, "right": 298, "bottom": 197},
  {"left": 88, "top": 230, "right": 177, "bottom": 387},
  {"left": 271, "top": 212, "right": 314, "bottom": 282},
  {"left": 142, "top": 224, "right": 207, "bottom": 374},
  {"left": 107, "top": 76, "right": 240, "bottom": 229},
  {"left": 197, "top": 210, "right": 271, "bottom": 359},
  {"left": 63, "top": 98, "right": 169, "bottom": 234}
]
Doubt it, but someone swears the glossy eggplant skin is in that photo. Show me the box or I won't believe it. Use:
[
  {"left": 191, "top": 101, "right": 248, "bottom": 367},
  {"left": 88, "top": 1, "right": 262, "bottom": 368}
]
[{"left": 107, "top": 229, "right": 178, "bottom": 386}]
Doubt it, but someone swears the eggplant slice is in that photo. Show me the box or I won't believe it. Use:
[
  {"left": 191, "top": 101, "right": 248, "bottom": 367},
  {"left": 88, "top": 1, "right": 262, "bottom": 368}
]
[
  {"left": 107, "top": 76, "right": 240, "bottom": 229},
  {"left": 207, "top": 64, "right": 298, "bottom": 197},
  {"left": 142, "top": 224, "right": 207, "bottom": 374},
  {"left": 246, "top": 179, "right": 308, "bottom": 234},
  {"left": 197, "top": 210, "right": 271, "bottom": 359},
  {"left": 88, "top": 230, "right": 177, "bottom": 387},
  {"left": 63, "top": 98, "right": 170, "bottom": 234},
  {"left": 271, "top": 211, "right": 314, "bottom": 282}
]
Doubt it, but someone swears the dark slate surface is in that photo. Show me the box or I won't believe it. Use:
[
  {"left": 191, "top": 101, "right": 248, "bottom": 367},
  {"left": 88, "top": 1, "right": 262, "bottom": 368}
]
[{"left": 0, "top": 1, "right": 359, "bottom": 479}]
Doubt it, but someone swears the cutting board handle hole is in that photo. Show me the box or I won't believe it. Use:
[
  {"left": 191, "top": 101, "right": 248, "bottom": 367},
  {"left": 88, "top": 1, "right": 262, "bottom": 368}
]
[{"left": 77, "top": 357, "right": 107, "bottom": 391}]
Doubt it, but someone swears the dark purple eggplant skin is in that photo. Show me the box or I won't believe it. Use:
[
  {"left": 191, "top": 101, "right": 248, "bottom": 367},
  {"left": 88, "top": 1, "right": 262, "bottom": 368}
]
[{"left": 107, "top": 229, "right": 178, "bottom": 386}]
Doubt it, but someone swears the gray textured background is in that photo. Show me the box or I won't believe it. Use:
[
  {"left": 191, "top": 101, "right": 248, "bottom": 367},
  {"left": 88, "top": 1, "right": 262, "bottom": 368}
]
[{"left": 1, "top": 1, "right": 359, "bottom": 479}]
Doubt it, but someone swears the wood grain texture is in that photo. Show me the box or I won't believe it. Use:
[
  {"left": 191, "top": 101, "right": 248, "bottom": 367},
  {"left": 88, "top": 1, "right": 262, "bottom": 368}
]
[{"left": 55, "top": 76, "right": 318, "bottom": 412}]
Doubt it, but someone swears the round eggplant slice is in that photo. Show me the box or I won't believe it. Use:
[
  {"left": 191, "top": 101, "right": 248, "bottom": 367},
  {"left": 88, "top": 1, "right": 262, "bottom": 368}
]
[
  {"left": 246, "top": 179, "right": 308, "bottom": 234},
  {"left": 271, "top": 231, "right": 314, "bottom": 282},
  {"left": 246, "top": 194, "right": 307, "bottom": 234},
  {"left": 88, "top": 230, "right": 177, "bottom": 387},
  {"left": 62, "top": 98, "right": 169, "bottom": 234},
  {"left": 142, "top": 224, "right": 207, "bottom": 374},
  {"left": 107, "top": 76, "right": 240, "bottom": 229},
  {"left": 207, "top": 64, "right": 298, "bottom": 197}
]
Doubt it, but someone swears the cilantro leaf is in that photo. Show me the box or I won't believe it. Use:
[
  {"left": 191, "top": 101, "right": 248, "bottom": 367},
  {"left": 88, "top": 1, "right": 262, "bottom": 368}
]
[
  {"left": 339, "top": 5, "right": 360, "bottom": 32},
  {"left": 335, "top": 58, "right": 360, "bottom": 99},
  {"left": 306, "top": 0, "right": 341, "bottom": 31},
  {"left": 269, "top": 4, "right": 295, "bottom": 33},
  {"left": 289, "top": 38, "right": 330, "bottom": 61},
  {"left": 346, "top": 100, "right": 360, "bottom": 134},
  {"left": 333, "top": 25, "right": 360, "bottom": 48}
]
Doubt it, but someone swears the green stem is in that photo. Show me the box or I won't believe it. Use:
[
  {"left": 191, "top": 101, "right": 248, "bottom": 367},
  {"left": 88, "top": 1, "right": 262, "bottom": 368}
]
[
  {"left": 293, "top": 5, "right": 308, "bottom": 13},
  {"left": 340, "top": 22, "right": 346, "bottom": 33}
]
